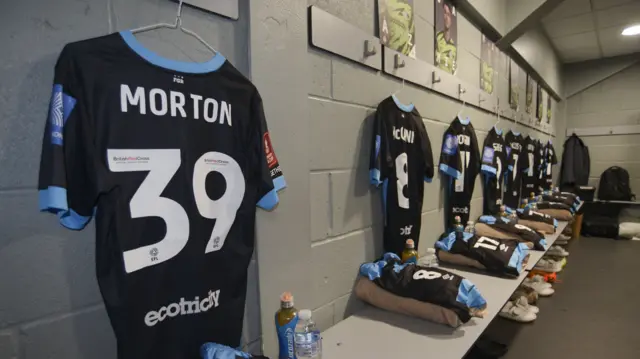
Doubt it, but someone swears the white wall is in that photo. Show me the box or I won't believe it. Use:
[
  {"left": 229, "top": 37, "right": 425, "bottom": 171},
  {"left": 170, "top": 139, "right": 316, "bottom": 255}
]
[{"left": 566, "top": 63, "right": 640, "bottom": 191}]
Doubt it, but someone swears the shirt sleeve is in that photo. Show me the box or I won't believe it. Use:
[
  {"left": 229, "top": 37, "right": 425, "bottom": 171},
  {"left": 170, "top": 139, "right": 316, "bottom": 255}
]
[
  {"left": 252, "top": 92, "right": 286, "bottom": 210},
  {"left": 419, "top": 122, "right": 434, "bottom": 183},
  {"left": 550, "top": 145, "right": 558, "bottom": 165},
  {"left": 38, "top": 47, "right": 97, "bottom": 230},
  {"left": 439, "top": 129, "right": 461, "bottom": 179},
  {"left": 369, "top": 109, "right": 391, "bottom": 187}
]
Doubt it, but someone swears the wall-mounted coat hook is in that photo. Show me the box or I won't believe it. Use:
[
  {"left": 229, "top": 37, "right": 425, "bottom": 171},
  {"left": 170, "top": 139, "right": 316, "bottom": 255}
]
[
  {"left": 364, "top": 40, "right": 377, "bottom": 57},
  {"left": 479, "top": 96, "right": 486, "bottom": 103},
  {"left": 458, "top": 84, "right": 466, "bottom": 95},
  {"left": 394, "top": 54, "right": 406, "bottom": 69},
  {"left": 432, "top": 71, "right": 441, "bottom": 84}
]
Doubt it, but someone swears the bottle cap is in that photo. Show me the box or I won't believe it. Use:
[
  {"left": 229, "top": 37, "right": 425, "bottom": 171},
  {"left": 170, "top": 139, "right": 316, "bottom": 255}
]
[
  {"left": 298, "top": 309, "right": 312, "bottom": 321},
  {"left": 455, "top": 215, "right": 461, "bottom": 222},
  {"left": 427, "top": 248, "right": 436, "bottom": 254},
  {"left": 280, "top": 292, "right": 294, "bottom": 305},
  {"left": 405, "top": 239, "right": 415, "bottom": 248}
]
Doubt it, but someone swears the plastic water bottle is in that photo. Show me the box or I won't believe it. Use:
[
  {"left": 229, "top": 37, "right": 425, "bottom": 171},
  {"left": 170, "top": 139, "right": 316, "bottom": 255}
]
[
  {"left": 294, "top": 309, "right": 322, "bottom": 359},
  {"left": 465, "top": 221, "right": 475, "bottom": 235},
  {"left": 426, "top": 248, "right": 439, "bottom": 267}
]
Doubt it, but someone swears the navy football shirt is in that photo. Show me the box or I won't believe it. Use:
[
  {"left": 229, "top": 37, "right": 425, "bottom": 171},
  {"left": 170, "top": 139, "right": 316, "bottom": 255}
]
[
  {"left": 370, "top": 96, "right": 434, "bottom": 255},
  {"left": 38, "top": 32, "right": 285, "bottom": 359},
  {"left": 439, "top": 117, "right": 480, "bottom": 229}
]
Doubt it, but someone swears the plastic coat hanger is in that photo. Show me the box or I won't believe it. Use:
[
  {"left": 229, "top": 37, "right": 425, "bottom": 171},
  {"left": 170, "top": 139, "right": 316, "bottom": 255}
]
[{"left": 130, "top": 0, "right": 218, "bottom": 55}]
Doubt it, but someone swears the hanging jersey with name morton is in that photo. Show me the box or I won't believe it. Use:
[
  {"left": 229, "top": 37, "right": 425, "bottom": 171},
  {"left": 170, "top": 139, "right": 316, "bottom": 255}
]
[
  {"left": 480, "top": 127, "right": 507, "bottom": 215},
  {"left": 503, "top": 131, "right": 526, "bottom": 209},
  {"left": 439, "top": 117, "right": 480, "bottom": 229},
  {"left": 37, "top": 32, "right": 285, "bottom": 359},
  {"left": 370, "top": 96, "right": 434, "bottom": 255}
]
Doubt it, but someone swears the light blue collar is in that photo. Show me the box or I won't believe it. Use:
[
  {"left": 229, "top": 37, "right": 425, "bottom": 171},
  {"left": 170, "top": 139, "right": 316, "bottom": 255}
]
[
  {"left": 119, "top": 31, "right": 226, "bottom": 73},
  {"left": 494, "top": 126, "right": 503, "bottom": 135},
  {"left": 392, "top": 94, "right": 414, "bottom": 112},
  {"left": 512, "top": 131, "right": 521, "bottom": 136},
  {"left": 458, "top": 116, "right": 470, "bottom": 125}
]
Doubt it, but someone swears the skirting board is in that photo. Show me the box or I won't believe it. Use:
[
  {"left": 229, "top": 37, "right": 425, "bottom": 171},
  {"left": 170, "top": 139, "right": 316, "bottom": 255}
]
[{"left": 566, "top": 125, "right": 640, "bottom": 137}]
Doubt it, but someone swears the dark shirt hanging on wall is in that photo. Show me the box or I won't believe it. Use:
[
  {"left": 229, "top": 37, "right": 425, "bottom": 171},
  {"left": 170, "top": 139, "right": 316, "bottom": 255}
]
[{"left": 560, "top": 134, "right": 590, "bottom": 189}]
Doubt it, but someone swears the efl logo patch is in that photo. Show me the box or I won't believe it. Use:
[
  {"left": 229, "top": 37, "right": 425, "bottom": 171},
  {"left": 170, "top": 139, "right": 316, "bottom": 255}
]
[
  {"left": 48, "top": 84, "right": 76, "bottom": 146},
  {"left": 482, "top": 146, "right": 494, "bottom": 163},
  {"left": 442, "top": 134, "right": 457, "bottom": 155}
]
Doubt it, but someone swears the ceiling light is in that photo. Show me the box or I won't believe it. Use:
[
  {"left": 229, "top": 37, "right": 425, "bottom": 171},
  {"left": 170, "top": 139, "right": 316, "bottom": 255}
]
[{"left": 622, "top": 24, "right": 640, "bottom": 36}]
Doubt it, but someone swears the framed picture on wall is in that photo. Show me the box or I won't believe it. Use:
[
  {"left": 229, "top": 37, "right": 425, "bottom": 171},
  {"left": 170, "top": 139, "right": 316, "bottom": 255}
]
[
  {"left": 536, "top": 84, "right": 543, "bottom": 121},
  {"left": 378, "top": 0, "right": 416, "bottom": 58},
  {"left": 547, "top": 95, "right": 552, "bottom": 123},
  {"left": 526, "top": 75, "right": 534, "bottom": 114},
  {"left": 480, "top": 34, "right": 496, "bottom": 94},
  {"left": 509, "top": 59, "right": 520, "bottom": 110},
  {"left": 435, "top": 0, "right": 457, "bottom": 74}
]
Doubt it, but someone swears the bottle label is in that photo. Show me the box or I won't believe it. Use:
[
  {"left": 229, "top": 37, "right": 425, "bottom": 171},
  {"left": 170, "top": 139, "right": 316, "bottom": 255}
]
[
  {"left": 275, "top": 314, "right": 298, "bottom": 359},
  {"left": 295, "top": 331, "right": 321, "bottom": 358}
]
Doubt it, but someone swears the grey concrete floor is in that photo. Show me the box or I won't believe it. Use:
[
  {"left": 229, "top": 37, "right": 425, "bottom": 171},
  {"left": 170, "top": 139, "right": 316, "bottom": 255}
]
[{"left": 489, "top": 237, "right": 640, "bottom": 359}]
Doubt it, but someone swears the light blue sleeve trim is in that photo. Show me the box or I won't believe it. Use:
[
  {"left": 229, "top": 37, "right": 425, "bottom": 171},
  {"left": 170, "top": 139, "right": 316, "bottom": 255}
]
[
  {"left": 257, "top": 189, "right": 279, "bottom": 210},
  {"left": 39, "top": 186, "right": 92, "bottom": 230},
  {"left": 58, "top": 209, "right": 92, "bottom": 230},
  {"left": 39, "top": 186, "right": 69, "bottom": 212},
  {"left": 553, "top": 219, "right": 558, "bottom": 228},
  {"left": 359, "top": 253, "right": 399, "bottom": 280},
  {"left": 481, "top": 164, "right": 497, "bottom": 176},
  {"left": 424, "top": 176, "right": 433, "bottom": 183},
  {"left": 540, "top": 238, "right": 548, "bottom": 249},
  {"left": 462, "top": 232, "right": 474, "bottom": 242},
  {"left": 516, "top": 208, "right": 524, "bottom": 214},
  {"left": 504, "top": 206, "right": 515, "bottom": 214},
  {"left": 119, "top": 31, "right": 226, "bottom": 73},
  {"left": 439, "top": 163, "right": 461, "bottom": 179},
  {"left": 456, "top": 278, "right": 487, "bottom": 309},
  {"left": 507, "top": 243, "right": 529, "bottom": 273},
  {"left": 370, "top": 168, "right": 382, "bottom": 186},
  {"left": 273, "top": 176, "right": 287, "bottom": 192},
  {"left": 508, "top": 165, "right": 514, "bottom": 171},
  {"left": 435, "top": 232, "right": 456, "bottom": 251},
  {"left": 479, "top": 215, "right": 496, "bottom": 224},
  {"left": 200, "top": 342, "right": 251, "bottom": 359}
]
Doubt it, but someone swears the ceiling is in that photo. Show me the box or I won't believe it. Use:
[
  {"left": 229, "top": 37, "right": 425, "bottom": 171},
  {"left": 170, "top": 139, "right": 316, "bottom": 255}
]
[{"left": 542, "top": 0, "right": 640, "bottom": 63}]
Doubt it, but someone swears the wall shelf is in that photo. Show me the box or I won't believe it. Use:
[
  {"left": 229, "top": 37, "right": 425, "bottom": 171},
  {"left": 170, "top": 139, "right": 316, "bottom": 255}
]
[{"left": 309, "top": 6, "right": 382, "bottom": 71}]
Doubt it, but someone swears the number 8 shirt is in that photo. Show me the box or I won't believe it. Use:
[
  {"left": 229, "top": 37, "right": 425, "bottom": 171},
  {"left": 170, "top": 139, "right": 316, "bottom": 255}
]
[
  {"left": 37, "top": 33, "right": 285, "bottom": 359},
  {"left": 370, "top": 96, "right": 435, "bottom": 256},
  {"left": 439, "top": 117, "right": 480, "bottom": 229}
]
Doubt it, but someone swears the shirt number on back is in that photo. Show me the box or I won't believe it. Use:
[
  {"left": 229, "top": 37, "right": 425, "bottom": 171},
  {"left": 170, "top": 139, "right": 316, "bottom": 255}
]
[
  {"left": 512, "top": 154, "right": 519, "bottom": 180},
  {"left": 455, "top": 150, "right": 471, "bottom": 192},
  {"left": 395, "top": 153, "right": 409, "bottom": 209},
  {"left": 496, "top": 157, "right": 502, "bottom": 189},
  {"left": 473, "top": 236, "right": 508, "bottom": 252},
  {"left": 108, "top": 149, "right": 245, "bottom": 273}
]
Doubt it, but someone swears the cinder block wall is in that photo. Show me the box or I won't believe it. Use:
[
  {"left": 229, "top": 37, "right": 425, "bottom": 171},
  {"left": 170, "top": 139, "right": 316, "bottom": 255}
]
[
  {"left": 306, "top": 0, "right": 562, "bottom": 332},
  {"left": 0, "top": 0, "right": 261, "bottom": 357},
  {"left": 566, "top": 63, "right": 640, "bottom": 191}
]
